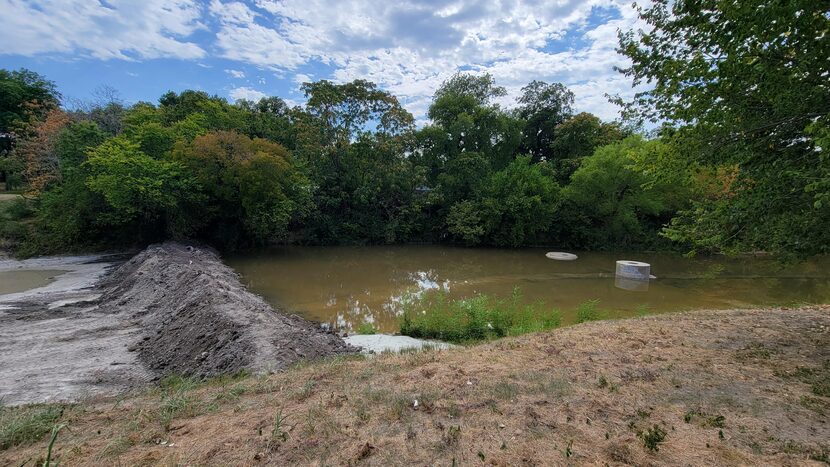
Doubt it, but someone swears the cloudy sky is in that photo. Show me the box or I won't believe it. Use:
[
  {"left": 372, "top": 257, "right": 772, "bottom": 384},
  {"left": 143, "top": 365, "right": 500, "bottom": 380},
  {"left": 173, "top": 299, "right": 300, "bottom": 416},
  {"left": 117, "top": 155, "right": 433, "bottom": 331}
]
[{"left": 0, "top": 0, "right": 644, "bottom": 122}]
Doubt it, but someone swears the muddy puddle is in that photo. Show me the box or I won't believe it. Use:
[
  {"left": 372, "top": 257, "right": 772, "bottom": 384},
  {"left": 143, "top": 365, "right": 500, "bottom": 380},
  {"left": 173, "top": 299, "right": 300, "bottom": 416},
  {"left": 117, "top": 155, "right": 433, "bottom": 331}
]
[
  {"left": 0, "top": 269, "right": 67, "bottom": 295},
  {"left": 227, "top": 246, "right": 830, "bottom": 333}
]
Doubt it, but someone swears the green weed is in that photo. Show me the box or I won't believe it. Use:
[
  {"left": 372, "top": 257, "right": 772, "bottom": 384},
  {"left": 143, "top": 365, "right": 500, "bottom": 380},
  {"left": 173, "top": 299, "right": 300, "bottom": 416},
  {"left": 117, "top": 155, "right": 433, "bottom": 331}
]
[
  {"left": 638, "top": 425, "right": 666, "bottom": 452},
  {"left": 0, "top": 404, "right": 64, "bottom": 450},
  {"left": 356, "top": 322, "right": 378, "bottom": 335},
  {"left": 399, "top": 289, "right": 561, "bottom": 343},
  {"left": 575, "top": 299, "right": 604, "bottom": 323},
  {"left": 156, "top": 375, "right": 200, "bottom": 430}
]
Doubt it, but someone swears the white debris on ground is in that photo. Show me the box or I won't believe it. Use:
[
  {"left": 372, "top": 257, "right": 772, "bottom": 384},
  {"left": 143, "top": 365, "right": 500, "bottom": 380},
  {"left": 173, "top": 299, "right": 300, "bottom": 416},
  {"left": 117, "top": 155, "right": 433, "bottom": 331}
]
[{"left": 344, "top": 334, "right": 454, "bottom": 354}]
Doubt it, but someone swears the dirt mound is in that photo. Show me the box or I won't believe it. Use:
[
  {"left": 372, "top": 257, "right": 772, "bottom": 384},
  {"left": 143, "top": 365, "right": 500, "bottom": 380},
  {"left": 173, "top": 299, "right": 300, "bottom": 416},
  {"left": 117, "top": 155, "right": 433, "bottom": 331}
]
[{"left": 97, "top": 242, "right": 355, "bottom": 379}]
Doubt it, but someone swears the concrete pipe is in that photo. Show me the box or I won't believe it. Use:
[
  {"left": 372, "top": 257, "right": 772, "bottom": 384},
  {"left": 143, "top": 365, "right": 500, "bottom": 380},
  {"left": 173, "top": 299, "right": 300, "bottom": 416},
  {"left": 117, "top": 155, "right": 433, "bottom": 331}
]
[
  {"left": 615, "top": 260, "right": 651, "bottom": 281},
  {"left": 546, "top": 252, "right": 578, "bottom": 261}
]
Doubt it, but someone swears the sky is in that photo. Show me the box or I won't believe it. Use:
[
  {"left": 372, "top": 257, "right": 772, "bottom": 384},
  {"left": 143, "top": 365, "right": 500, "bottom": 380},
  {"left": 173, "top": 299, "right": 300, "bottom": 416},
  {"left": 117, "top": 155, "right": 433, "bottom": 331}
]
[{"left": 0, "top": 0, "right": 645, "bottom": 123}]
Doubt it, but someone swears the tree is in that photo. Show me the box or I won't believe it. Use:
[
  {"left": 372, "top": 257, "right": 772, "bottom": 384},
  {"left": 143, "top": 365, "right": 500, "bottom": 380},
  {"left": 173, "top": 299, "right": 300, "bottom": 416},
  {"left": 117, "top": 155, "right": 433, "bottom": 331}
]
[
  {"left": 483, "top": 155, "right": 560, "bottom": 247},
  {"left": 236, "top": 96, "right": 296, "bottom": 148},
  {"left": 562, "top": 137, "right": 681, "bottom": 248},
  {"left": 0, "top": 69, "right": 61, "bottom": 190},
  {"left": 549, "top": 112, "right": 625, "bottom": 182},
  {"left": 301, "top": 80, "right": 414, "bottom": 147},
  {"left": 445, "top": 155, "right": 559, "bottom": 247},
  {"left": 14, "top": 109, "right": 71, "bottom": 195},
  {"left": 423, "top": 73, "right": 521, "bottom": 173},
  {"left": 172, "top": 131, "right": 309, "bottom": 246},
  {"left": 84, "top": 137, "right": 198, "bottom": 240},
  {"left": 429, "top": 73, "right": 507, "bottom": 127},
  {"left": 54, "top": 121, "right": 107, "bottom": 173},
  {"left": 0, "top": 69, "right": 60, "bottom": 133},
  {"left": 515, "top": 80, "right": 574, "bottom": 162},
  {"left": 617, "top": 0, "right": 830, "bottom": 256},
  {"left": 158, "top": 90, "right": 249, "bottom": 133}
]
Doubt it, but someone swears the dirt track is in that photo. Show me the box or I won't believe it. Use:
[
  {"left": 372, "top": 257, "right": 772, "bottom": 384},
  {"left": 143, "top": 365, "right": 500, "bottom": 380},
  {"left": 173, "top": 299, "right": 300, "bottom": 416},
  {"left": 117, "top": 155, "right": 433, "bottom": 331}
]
[{"left": 0, "top": 242, "right": 354, "bottom": 405}]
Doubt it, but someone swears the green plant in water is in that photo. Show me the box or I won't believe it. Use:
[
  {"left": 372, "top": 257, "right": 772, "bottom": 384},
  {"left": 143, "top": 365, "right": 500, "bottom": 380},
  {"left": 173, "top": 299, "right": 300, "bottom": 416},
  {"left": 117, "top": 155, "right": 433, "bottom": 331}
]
[
  {"left": 399, "top": 288, "right": 561, "bottom": 343},
  {"left": 575, "top": 299, "right": 603, "bottom": 323},
  {"left": 356, "top": 322, "right": 377, "bottom": 335}
]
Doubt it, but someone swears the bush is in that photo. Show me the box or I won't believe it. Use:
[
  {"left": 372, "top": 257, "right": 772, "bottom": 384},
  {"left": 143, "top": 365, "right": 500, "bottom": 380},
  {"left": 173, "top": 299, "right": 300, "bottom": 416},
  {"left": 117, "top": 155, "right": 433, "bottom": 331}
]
[
  {"left": 3, "top": 198, "right": 33, "bottom": 220},
  {"left": 399, "top": 289, "right": 561, "bottom": 343}
]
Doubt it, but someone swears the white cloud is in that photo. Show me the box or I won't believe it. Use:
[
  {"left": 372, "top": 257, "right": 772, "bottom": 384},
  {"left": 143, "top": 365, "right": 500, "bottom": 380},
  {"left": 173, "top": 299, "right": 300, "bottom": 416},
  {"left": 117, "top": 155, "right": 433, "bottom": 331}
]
[
  {"left": 225, "top": 69, "right": 246, "bottom": 79},
  {"left": 0, "top": 0, "right": 645, "bottom": 121},
  {"left": 210, "top": 0, "right": 643, "bottom": 121},
  {"left": 229, "top": 86, "right": 268, "bottom": 102},
  {"left": 0, "top": 0, "right": 205, "bottom": 60}
]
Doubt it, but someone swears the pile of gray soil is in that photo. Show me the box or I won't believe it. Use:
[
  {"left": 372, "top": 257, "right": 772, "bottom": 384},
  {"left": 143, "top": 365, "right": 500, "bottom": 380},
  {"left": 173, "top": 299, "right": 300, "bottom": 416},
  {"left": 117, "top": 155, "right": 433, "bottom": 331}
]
[{"left": 97, "top": 242, "right": 355, "bottom": 379}]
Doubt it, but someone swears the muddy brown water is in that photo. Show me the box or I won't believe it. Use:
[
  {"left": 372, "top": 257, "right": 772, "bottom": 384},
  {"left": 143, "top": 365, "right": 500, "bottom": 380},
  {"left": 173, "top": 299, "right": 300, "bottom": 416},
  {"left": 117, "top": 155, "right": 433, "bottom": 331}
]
[
  {"left": 226, "top": 246, "right": 830, "bottom": 333},
  {"left": 0, "top": 269, "right": 67, "bottom": 295}
]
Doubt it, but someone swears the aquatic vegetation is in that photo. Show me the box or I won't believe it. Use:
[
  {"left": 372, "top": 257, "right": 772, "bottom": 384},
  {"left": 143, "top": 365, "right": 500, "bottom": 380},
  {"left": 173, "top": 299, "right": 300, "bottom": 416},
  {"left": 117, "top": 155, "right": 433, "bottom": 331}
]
[
  {"left": 399, "top": 289, "right": 561, "bottom": 343},
  {"left": 355, "top": 322, "right": 377, "bottom": 335}
]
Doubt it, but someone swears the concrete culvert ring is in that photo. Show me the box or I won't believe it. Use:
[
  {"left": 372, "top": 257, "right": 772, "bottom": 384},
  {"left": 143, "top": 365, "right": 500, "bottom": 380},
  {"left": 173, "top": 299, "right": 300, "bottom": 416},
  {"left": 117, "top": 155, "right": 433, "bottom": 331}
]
[{"left": 546, "top": 252, "right": 578, "bottom": 261}]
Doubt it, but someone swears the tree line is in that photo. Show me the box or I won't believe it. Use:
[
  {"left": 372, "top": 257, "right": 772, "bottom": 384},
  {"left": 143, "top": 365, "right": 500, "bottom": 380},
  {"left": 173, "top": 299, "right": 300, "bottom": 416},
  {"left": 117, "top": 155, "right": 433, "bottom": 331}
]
[{"left": 1, "top": 0, "right": 827, "bottom": 258}]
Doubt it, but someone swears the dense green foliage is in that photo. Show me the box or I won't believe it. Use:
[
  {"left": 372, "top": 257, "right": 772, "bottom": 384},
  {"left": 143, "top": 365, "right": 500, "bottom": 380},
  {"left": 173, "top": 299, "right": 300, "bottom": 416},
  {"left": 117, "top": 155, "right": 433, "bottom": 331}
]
[
  {"left": 1, "top": 1, "right": 827, "bottom": 258},
  {"left": 1, "top": 68, "right": 675, "bottom": 253},
  {"left": 617, "top": 0, "right": 830, "bottom": 257},
  {"left": 0, "top": 69, "right": 61, "bottom": 190}
]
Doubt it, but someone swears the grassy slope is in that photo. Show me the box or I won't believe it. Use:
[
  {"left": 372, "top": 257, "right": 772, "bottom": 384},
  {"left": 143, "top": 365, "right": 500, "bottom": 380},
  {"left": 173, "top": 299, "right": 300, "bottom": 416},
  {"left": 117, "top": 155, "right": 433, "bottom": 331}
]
[{"left": 2, "top": 306, "right": 829, "bottom": 466}]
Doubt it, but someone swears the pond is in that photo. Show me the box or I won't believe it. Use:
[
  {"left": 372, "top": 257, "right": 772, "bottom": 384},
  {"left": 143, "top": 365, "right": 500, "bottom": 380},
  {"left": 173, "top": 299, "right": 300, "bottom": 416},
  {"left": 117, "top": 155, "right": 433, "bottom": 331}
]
[
  {"left": 226, "top": 246, "right": 830, "bottom": 333},
  {"left": 0, "top": 270, "right": 66, "bottom": 295}
]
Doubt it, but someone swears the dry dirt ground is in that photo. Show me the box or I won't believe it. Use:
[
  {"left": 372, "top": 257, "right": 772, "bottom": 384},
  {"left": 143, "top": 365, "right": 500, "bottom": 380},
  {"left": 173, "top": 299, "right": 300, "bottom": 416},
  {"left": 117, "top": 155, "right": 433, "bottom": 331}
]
[
  {"left": 2, "top": 305, "right": 828, "bottom": 466},
  {"left": 0, "top": 242, "right": 353, "bottom": 406}
]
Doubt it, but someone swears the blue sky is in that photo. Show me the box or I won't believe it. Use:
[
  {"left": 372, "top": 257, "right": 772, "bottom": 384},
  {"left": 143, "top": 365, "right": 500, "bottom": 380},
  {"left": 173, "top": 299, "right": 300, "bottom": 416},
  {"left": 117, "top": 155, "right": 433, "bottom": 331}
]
[{"left": 1, "top": 0, "right": 644, "bottom": 122}]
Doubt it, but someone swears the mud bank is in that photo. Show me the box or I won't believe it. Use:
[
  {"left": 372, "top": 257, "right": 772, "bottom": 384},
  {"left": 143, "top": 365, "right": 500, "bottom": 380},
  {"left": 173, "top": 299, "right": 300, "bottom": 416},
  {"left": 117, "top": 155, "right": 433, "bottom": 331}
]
[
  {"left": 0, "top": 242, "right": 353, "bottom": 405},
  {"left": 96, "top": 242, "right": 354, "bottom": 378}
]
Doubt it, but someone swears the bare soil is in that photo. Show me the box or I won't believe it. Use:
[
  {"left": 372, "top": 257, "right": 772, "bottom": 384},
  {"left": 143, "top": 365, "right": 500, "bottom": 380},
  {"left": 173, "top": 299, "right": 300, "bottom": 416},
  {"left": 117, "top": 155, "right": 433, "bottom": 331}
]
[
  {"left": 2, "top": 305, "right": 827, "bottom": 466},
  {"left": 0, "top": 242, "right": 354, "bottom": 405},
  {"left": 95, "top": 242, "right": 354, "bottom": 378}
]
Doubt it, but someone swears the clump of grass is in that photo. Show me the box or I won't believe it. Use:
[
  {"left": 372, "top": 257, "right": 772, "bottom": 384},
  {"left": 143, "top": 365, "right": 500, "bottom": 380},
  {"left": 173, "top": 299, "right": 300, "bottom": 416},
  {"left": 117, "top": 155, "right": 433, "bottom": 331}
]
[
  {"left": 441, "top": 425, "right": 461, "bottom": 449},
  {"left": 295, "top": 379, "right": 316, "bottom": 401},
  {"left": 215, "top": 382, "right": 248, "bottom": 402},
  {"left": 776, "top": 362, "right": 830, "bottom": 397},
  {"left": 356, "top": 322, "right": 378, "bottom": 335},
  {"left": 638, "top": 424, "right": 667, "bottom": 452},
  {"left": 399, "top": 288, "right": 561, "bottom": 343},
  {"left": 156, "top": 375, "right": 200, "bottom": 430},
  {"left": 97, "top": 435, "right": 135, "bottom": 459},
  {"left": 488, "top": 381, "right": 520, "bottom": 401},
  {"left": 575, "top": 299, "right": 605, "bottom": 323},
  {"left": 42, "top": 424, "right": 66, "bottom": 467},
  {"left": 269, "top": 409, "right": 289, "bottom": 447},
  {"left": 0, "top": 403, "right": 64, "bottom": 450}
]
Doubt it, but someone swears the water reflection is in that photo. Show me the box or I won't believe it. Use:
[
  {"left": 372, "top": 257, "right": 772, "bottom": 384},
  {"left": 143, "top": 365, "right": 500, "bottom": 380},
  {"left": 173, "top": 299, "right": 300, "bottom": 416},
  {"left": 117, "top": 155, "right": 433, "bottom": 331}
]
[{"left": 226, "top": 246, "right": 830, "bottom": 333}]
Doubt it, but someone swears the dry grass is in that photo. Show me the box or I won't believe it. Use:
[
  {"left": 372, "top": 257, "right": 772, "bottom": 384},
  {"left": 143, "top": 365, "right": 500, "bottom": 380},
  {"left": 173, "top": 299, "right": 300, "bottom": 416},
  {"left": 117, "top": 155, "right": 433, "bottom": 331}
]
[{"left": 2, "top": 305, "right": 829, "bottom": 466}]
